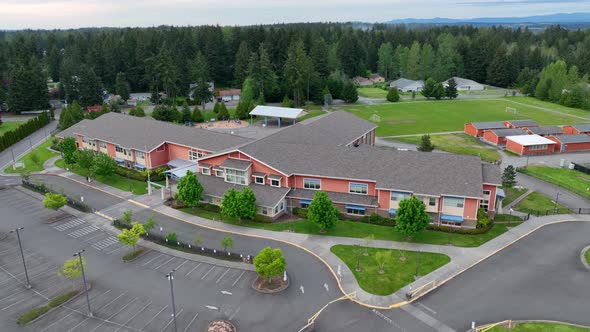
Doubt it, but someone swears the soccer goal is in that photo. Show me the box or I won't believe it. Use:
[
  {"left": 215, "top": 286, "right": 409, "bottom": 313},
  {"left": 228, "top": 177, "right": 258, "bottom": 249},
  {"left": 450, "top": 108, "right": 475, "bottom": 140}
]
[{"left": 505, "top": 107, "right": 517, "bottom": 115}]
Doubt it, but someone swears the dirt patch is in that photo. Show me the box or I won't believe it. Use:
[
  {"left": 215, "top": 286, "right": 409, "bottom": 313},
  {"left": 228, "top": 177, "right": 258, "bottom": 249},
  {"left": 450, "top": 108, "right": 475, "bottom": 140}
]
[
  {"left": 252, "top": 275, "right": 289, "bottom": 293},
  {"left": 386, "top": 120, "right": 416, "bottom": 125},
  {"left": 195, "top": 120, "right": 249, "bottom": 130}
]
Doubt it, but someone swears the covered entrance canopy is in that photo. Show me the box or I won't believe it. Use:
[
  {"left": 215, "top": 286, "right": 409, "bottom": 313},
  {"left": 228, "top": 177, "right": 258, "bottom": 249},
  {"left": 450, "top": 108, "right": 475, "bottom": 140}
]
[{"left": 249, "top": 105, "right": 305, "bottom": 128}]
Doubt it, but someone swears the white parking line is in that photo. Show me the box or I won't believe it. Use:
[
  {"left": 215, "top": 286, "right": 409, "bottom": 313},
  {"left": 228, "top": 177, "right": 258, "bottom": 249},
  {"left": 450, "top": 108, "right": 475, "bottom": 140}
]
[
  {"left": 183, "top": 312, "right": 199, "bottom": 332},
  {"left": 216, "top": 268, "right": 231, "bottom": 284},
  {"left": 68, "top": 225, "right": 99, "bottom": 238},
  {"left": 92, "top": 236, "right": 119, "bottom": 250},
  {"left": 41, "top": 312, "right": 75, "bottom": 332},
  {"left": 141, "top": 254, "right": 163, "bottom": 267},
  {"left": 185, "top": 263, "right": 201, "bottom": 277},
  {"left": 154, "top": 257, "right": 175, "bottom": 270},
  {"left": 1, "top": 295, "right": 34, "bottom": 311},
  {"left": 231, "top": 271, "right": 246, "bottom": 287},
  {"left": 88, "top": 297, "right": 138, "bottom": 332},
  {"left": 54, "top": 219, "right": 85, "bottom": 231},
  {"left": 201, "top": 266, "right": 215, "bottom": 280},
  {"left": 160, "top": 308, "right": 184, "bottom": 332},
  {"left": 113, "top": 300, "right": 152, "bottom": 332},
  {"left": 140, "top": 305, "right": 168, "bottom": 330},
  {"left": 173, "top": 260, "right": 188, "bottom": 272}
]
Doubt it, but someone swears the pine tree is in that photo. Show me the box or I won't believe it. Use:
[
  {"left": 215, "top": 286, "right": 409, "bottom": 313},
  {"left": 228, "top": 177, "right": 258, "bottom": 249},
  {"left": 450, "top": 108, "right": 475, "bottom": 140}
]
[
  {"left": 432, "top": 83, "right": 445, "bottom": 100},
  {"left": 417, "top": 134, "right": 435, "bottom": 152},
  {"left": 421, "top": 78, "right": 436, "bottom": 98},
  {"left": 386, "top": 89, "right": 400, "bottom": 102},
  {"left": 217, "top": 101, "right": 230, "bottom": 120},
  {"left": 233, "top": 42, "right": 250, "bottom": 87},
  {"left": 445, "top": 78, "right": 458, "bottom": 99},
  {"left": 341, "top": 81, "right": 358, "bottom": 103},
  {"left": 192, "top": 107, "right": 204, "bottom": 123},
  {"left": 487, "top": 46, "right": 510, "bottom": 87},
  {"left": 406, "top": 41, "right": 421, "bottom": 80},
  {"left": 377, "top": 42, "right": 395, "bottom": 80},
  {"left": 115, "top": 72, "right": 130, "bottom": 100},
  {"left": 181, "top": 102, "right": 192, "bottom": 123},
  {"left": 502, "top": 165, "right": 517, "bottom": 188}
]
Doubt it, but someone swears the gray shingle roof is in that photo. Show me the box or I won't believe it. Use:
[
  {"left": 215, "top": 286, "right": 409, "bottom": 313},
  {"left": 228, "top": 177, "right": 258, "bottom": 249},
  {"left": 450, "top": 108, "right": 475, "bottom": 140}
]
[
  {"left": 220, "top": 158, "right": 252, "bottom": 170},
  {"left": 389, "top": 78, "right": 424, "bottom": 89},
  {"left": 196, "top": 173, "right": 289, "bottom": 207},
  {"left": 482, "top": 163, "right": 502, "bottom": 185},
  {"left": 490, "top": 128, "right": 527, "bottom": 137},
  {"left": 288, "top": 188, "right": 378, "bottom": 207},
  {"left": 528, "top": 126, "right": 563, "bottom": 135},
  {"left": 506, "top": 119, "right": 538, "bottom": 127},
  {"left": 470, "top": 121, "right": 507, "bottom": 130},
  {"left": 57, "top": 112, "right": 251, "bottom": 152},
  {"left": 261, "top": 111, "right": 376, "bottom": 147},
  {"left": 551, "top": 134, "right": 590, "bottom": 144},
  {"left": 239, "top": 143, "right": 484, "bottom": 198},
  {"left": 571, "top": 124, "right": 590, "bottom": 132}
]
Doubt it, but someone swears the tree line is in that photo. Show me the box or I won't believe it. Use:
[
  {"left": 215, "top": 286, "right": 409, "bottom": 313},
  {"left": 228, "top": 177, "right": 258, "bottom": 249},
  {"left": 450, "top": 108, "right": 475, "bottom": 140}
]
[{"left": 0, "top": 112, "right": 50, "bottom": 152}]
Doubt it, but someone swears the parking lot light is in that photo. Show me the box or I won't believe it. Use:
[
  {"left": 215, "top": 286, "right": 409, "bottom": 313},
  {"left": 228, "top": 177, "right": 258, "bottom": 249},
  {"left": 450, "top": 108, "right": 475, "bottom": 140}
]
[{"left": 9, "top": 227, "right": 31, "bottom": 289}]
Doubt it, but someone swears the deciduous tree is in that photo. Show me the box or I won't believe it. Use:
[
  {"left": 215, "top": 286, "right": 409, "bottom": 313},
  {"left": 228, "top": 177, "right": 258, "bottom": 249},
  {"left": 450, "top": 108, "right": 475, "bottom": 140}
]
[
  {"left": 58, "top": 257, "right": 86, "bottom": 289},
  {"left": 395, "top": 197, "right": 430, "bottom": 239},
  {"left": 43, "top": 193, "right": 67, "bottom": 210},
  {"left": 220, "top": 236, "right": 234, "bottom": 252},
  {"left": 308, "top": 191, "right": 338, "bottom": 232},
  {"left": 176, "top": 170, "right": 203, "bottom": 209},
  {"left": 253, "top": 247, "right": 287, "bottom": 283}
]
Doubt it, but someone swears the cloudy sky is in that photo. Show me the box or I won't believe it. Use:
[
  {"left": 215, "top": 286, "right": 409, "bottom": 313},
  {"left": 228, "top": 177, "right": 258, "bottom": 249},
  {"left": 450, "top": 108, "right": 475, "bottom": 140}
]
[{"left": 0, "top": 0, "right": 589, "bottom": 29}]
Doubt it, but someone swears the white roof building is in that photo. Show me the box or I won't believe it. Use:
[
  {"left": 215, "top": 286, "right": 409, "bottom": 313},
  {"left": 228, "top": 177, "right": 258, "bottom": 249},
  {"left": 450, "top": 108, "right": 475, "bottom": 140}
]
[
  {"left": 249, "top": 106, "right": 305, "bottom": 119},
  {"left": 389, "top": 78, "right": 424, "bottom": 92},
  {"left": 506, "top": 134, "right": 556, "bottom": 146},
  {"left": 443, "top": 77, "right": 485, "bottom": 91}
]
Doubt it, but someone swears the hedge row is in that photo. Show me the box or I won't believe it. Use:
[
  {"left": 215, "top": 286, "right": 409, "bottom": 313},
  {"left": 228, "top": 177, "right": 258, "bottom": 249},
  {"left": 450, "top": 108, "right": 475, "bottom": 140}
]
[
  {"left": 0, "top": 112, "right": 50, "bottom": 152},
  {"left": 115, "top": 166, "right": 167, "bottom": 182},
  {"left": 17, "top": 290, "right": 78, "bottom": 325}
]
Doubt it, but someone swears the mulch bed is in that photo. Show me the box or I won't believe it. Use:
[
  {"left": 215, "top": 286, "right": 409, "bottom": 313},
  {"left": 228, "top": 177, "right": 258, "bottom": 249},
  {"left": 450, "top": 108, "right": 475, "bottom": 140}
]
[
  {"left": 251, "top": 275, "right": 289, "bottom": 293},
  {"left": 206, "top": 319, "right": 237, "bottom": 332}
]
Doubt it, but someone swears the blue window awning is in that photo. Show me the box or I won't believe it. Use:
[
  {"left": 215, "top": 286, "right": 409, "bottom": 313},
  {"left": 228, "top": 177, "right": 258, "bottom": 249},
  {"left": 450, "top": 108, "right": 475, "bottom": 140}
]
[
  {"left": 496, "top": 188, "right": 506, "bottom": 199},
  {"left": 134, "top": 164, "right": 146, "bottom": 170},
  {"left": 441, "top": 214, "right": 464, "bottom": 223},
  {"left": 299, "top": 199, "right": 312, "bottom": 204},
  {"left": 345, "top": 205, "right": 366, "bottom": 211},
  {"left": 388, "top": 208, "right": 397, "bottom": 214},
  {"left": 114, "top": 157, "right": 124, "bottom": 163}
]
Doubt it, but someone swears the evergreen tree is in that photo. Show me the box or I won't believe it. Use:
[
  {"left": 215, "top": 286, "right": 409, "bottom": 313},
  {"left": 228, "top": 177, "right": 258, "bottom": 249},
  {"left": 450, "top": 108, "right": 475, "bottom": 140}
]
[
  {"left": 189, "top": 52, "right": 213, "bottom": 110},
  {"left": 502, "top": 165, "right": 517, "bottom": 188},
  {"left": 421, "top": 78, "right": 436, "bottom": 98},
  {"left": 322, "top": 86, "right": 333, "bottom": 106},
  {"left": 248, "top": 43, "right": 277, "bottom": 100},
  {"left": 419, "top": 43, "right": 435, "bottom": 80},
  {"left": 115, "top": 72, "right": 130, "bottom": 100},
  {"left": 377, "top": 42, "right": 395, "bottom": 80},
  {"left": 487, "top": 46, "right": 510, "bottom": 87},
  {"left": 284, "top": 39, "right": 312, "bottom": 106},
  {"left": 417, "top": 134, "right": 435, "bottom": 152},
  {"left": 217, "top": 101, "right": 230, "bottom": 120},
  {"left": 59, "top": 101, "right": 84, "bottom": 129},
  {"left": 78, "top": 65, "right": 103, "bottom": 107},
  {"left": 406, "top": 41, "right": 421, "bottom": 80},
  {"left": 445, "top": 78, "right": 458, "bottom": 99},
  {"left": 432, "top": 83, "right": 445, "bottom": 100},
  {"left": 341, "top": 81, "right": 358, "bottom": 103},
  {"left": 233, "top": 42, "right": 250, "bottom": 87},
  {"left": 192, "top": 107, "right": 204, "bottom": 123},
  {"left": 181, "top": 102, "right": 192, "bottom": 123},
  {"left": 386, "top": 89, "right": 400, "bottom": 102},
  {"left": 338, "top": 31, "right": 366, "bottom": 77},
  {"left": 310, "top": 36, "right": 330, "bottom": 79},
  {"left": 281, "top": 95, "right": 295, "bottom": 108}
]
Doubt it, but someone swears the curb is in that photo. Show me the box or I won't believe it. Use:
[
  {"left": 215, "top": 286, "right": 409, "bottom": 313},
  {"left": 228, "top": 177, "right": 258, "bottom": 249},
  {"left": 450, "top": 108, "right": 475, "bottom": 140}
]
[
  {"left": 251, "top": 275, "right": 290, "bottom": 294},
  {"left": 23, "top": 283, "right": 92, "bottom": 326},
  {"left": 581, "top": 245, "right": 590, "bottom": 271}
]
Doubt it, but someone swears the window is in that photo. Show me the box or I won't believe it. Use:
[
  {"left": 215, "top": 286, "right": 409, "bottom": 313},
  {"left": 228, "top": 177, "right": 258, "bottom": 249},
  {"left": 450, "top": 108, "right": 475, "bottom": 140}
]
[
  {"left": 274, "top": 205, "right": 279, "bottom": 214},
  {"left": 429, "top": 197, "right": 437, "bottom": 206},
  {"left": 480, "top": 199, "right": 489, "bottom": 211},
  {"left": 346, "top": 207, "right": 366, "bottom": 216},
  {"left": 99, "top": 141, "right": 106, "bottom": 149},
  {"left": 444, "top": 197, "right": 464, "bottom": 208},
  {"left": 390, "top": 191, "right": 411, "bottom": 201},
  {"left": 201, "top": 167, "right": 210, "bottom": 175},
  {"left": 483, "top": 190, "right": 491, "bottom": 196},
  {"left": 116, "top": 146, "right": 124, "bottom": 153},
  {"left": 303, "top": 178, "right": 321, "bottom": 190},
  {"left": 529, "top": 144, "right": 547, "bottom": 151},
  {"left": 349, "top": 183, "right": 368, "bottom": 195},
  {"left": 226, "top": 168, "right": 246, "bottom": 185},
  {"left": 189, "top": 150, "right": 203, "bottom": 161},
  {"left": 254, "top": 176, "right": 264, "bottom": 184},
  {"left": 135, "top": 151, "right": 145, "bottom": 159},
  {"left": 262, "top": 207, "right": 268, "bottom": 215},
  {"left": 216, "top": 169, "right": 224, "bottom": 178},
  {"left": 300, "top": 200, "right": 311, "bottom": 209},
  {"left": 270, "top": 178, "right": 280, "bottom": 187}
]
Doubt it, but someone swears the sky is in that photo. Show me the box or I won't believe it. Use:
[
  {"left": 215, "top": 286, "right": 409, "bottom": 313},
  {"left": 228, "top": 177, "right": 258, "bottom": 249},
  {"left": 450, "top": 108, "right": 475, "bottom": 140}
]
[{"left": 0, "top": 0, "right": 589, "bottom": 29}]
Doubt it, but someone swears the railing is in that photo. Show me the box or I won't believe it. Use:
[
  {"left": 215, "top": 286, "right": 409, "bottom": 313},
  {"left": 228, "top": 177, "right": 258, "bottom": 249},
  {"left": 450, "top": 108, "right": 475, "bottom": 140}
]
[
  {"left": 113, "top": 219, "right": 254, "bottom": 264},
  {"left": 406, "top": 279, "right": 436, "bottom": 300},
  {"left": 524, "top": 207, "right": 590, "bottom": 217},
  {"left": 475, "top": 320, "right": 512, "bottom": 332}
]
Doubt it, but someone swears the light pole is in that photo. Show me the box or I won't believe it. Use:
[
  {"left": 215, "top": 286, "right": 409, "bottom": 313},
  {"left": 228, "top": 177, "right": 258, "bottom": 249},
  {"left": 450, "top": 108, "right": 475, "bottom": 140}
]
[
  {"left": 10, "top": 227, "right": 31, "bottom": 289},
  {"left": 166, "top": 270, "right": 178, "bottom": 332},
  {"left": 554, "top": 191, "right": 561, "bottom": 214},
  {"left": 73, "top": 250, "right": 92, "bottom": 317}
]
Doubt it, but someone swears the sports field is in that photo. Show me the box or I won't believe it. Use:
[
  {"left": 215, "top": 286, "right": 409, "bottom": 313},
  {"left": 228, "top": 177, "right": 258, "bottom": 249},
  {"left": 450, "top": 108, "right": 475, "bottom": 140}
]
[{"left": 340, "top": 98, "right": 589, "bottom": 136}]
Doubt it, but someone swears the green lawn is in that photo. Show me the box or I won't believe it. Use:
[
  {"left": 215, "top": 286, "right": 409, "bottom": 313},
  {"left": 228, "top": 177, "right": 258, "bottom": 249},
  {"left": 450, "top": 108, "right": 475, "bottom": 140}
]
[
  {"left": 390, "top": 134, "right": 501, "bottom": 162},
  {"left": 340, "top": 98, "right": 586, "bottom": 136},
  {"left": 3, "top": 138, "right": 59, "bottom": 174},
  {"left": 502, "top": 187, "right": 528, "bottom": 206},
  {"left": 358, "top": 87, "right": 388, "bottom": 98},
  {"left": 510, "top": 96, "right": 590, "bottom": 118},
  {"left": 514, "top": 191, "right": 570, "bottom": 214},
  {"left": 0, "top": 121, "right": 24, "bottom": 135},
  {"left": 55, "top": 159, "right": 150, "bottom": 195},
  {"left": 298, "top": 109, "right": 326, "bottom": 121},
  {"left": 494, "top": 214, "right": 523, "bottom": 222},
  {"left": 519, "top": 166, "right": 590, "bottom": 200},
  {"left": 331, "top": 245, "right": 450, "bottom": 295},
  {"left": 489, "top": 322, "right": 590, "bottom": 332},
  {"left": 181, "top": 208, "right": 518, "bottom": 247}
]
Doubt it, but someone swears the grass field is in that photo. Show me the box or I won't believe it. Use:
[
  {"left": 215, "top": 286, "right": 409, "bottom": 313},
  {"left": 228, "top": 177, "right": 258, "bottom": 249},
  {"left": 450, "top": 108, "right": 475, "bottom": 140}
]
[
  {"left": 510, "top": 96, "right": 590, "bottom": 118},
  {"left": 298, "top": 109, "right": 326, "bottom": 121},
  {"left": 0, "top": 121, "right": 24, "bottom": 135},
  {"left": 341, "top": 98, "right": 587, "bottom": 136},
  {"left": 3, "top": 138, "right": 59, "bottom": 174},
  {"left": 390, "top": 134, "right": 502, "bottom": 162},
  {"left": 514, "top": 191, "right": 570, "bottom": 214},
  {"left": 330, "top": 245, "right": 450, "bottom": 295},
  {"left": 502, "top": 187, "right": 528, "bottom": 206},
  {"left": 519, "top": 166, "right": 590, "bottom": 200},
  {"left": 358, "top": 87, "right": 388, "bottom": 98},
  {"left": 55, "top": 159, "right": 151, "bottom": 195},
  {"left": 181, "top": 207, "right": 518, "bottom": 247},
  {"left": 489, "top": 322, "right": 590, "bottom": 332}
]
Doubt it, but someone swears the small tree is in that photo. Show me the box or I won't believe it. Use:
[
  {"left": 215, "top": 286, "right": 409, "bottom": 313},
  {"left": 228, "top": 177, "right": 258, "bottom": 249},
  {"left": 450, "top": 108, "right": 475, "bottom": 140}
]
[
  {"left": 341, "top": 81, "right": 359, "bottom": 103},
  {"left": 58, "top": 137, "right": 78, "bottom": 165},
  {"left": 253, "top": 247, "right": 287, "bottom": 284},
  {"left": 421, "top": 78, "right": 436, "bottom": 98},
  {"left": 192, "top": 107, "right": 204, "bottom": 123},
  {"left": 194, "top": 233, "right": 202, "bottom": 247},
  {"left": 477, "top": 208, "right": 491, "bottom": 229},
  {"left": 235, "top": 101, "right": 249, "bottom": 119},
  {"left": 238, "top": 187, "right": 258, "bottom": 220},
  {"left": 121, "top": 210, "right": 133, "bottom": 225},
  {"left": 308, "top": 191, "right": 339, "bottom": 232},
  {"left": 43, "top": 193, "right": 67, "bottom": 210},
  {"left": 432, "top": 83, "right": 445, "bottom": 100},
  {"left": 91, "top": 153, "right": 118, "bottom": 176},
  {"left": 144, "top": 216, "right": 158, "bottom": 233},
  {"left": 220, "top": 188, "right": 241, "bottom": 220},
  {"left": 375, "top": 250, "right": 392, "bottom": 274},
  {"left": 74, "top": 149, "right": 95, "bottom": 170},
  {"left": 118, "top": 222, "right": 145, "bottom": 251},
  {"left": 445, "top": 78, "right": 458, "bottom": 99},
  {"left": 281, "top": 95, "right": 295, "bottom": 108},
  {"left": 417, "top": 134, "right": 435, "bottom": 152},
  {"left": 502, "top": 165, "right": 517, "bottom": 188},
  {"left": 58, "top": 257, "right": 86, "bottom": 289},
  {"left": 218, "top": 102, "right": 230, "bottom": 120},
  {"left": 386, "top": 89, "right": 400, "bottom": 102},
  {"left": 363, "top": 234, "right": 374, "bottom": 256},
  {"left": 181, "top": 102, "right": 192, "bottom": 123},
  {"left": 176, "top": 170, "right": 203, "bottom": 209},
  {"left": 29, "top": 151, "right": 40, "bottom": 165},
  {"left": 213, "top": 102, "right": 220, "bottom": 114},
  {"left": 395, "top": 197, "right": 430, "bottom": 239},
  {"left": 220, "top": 236, "right": 234, "bottom": 252}
]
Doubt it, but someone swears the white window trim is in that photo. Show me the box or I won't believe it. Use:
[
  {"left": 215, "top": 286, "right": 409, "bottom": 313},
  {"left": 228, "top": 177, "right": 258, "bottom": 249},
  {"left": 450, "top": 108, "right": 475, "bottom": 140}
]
[
  {"left": 270, "top": 178, "right": 281, "bottom": 187},
  {"left": 303, "top": 178, "right": 321, "bottom": 190},
  {"left": 390, "top": 191, "right": 411, "bottom": 202},
  {"left": 189, "top": 150, "right": 203, "bottom": 161},
  {"left": 254, "top": 176, "right": 265, "bottom": 185},
  {"left": 443, "top": 197, "right": 464, "bottom": 208},
  {"left": 201, "top": 167, "right": 211, "bottom": 175},
  {"left": 349, "top": 182, "right": 368, "bottom": 195}
]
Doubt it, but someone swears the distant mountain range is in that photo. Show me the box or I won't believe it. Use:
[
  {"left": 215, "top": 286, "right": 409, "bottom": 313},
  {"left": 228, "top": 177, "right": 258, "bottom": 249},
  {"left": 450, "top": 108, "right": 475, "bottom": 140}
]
[{"left": 383, "top": 12, "right": 590, "bottom": 27}]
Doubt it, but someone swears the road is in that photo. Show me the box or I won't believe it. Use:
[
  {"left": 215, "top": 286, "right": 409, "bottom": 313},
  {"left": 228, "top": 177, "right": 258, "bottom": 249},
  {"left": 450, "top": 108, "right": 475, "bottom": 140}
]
[{"left": 417, "top": 220, "right": 590, "bottom": 331}]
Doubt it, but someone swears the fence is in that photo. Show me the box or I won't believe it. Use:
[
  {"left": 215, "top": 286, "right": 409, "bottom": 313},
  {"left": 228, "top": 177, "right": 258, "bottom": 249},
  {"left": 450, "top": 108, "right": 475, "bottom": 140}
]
[
  {"left": 524, "top": 207, "right": 590, "bottom": 217},
  {"left": 21, "top": 178, "right": 94, "bottom": 213},
  {"left": 112, "top": 219, "right": 253, "bottom": 264}
]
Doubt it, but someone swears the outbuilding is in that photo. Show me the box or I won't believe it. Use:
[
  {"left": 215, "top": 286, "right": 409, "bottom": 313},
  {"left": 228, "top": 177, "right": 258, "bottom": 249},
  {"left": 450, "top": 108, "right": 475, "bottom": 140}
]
[
  {"left": 464, "top": 121, "right": 506, "bottom": 137},
  {"left": 249, "top": 105, "right": 306, "bottom": 128},
  {"left": 547, "top": 134, "right": 590, "bottom": 153},
  {"left": 505, "top": 135, "right": 556, "bottom": 156},
  {"left": 483, "top": 128, "right": 527, "bottom": 146},
  {"left": 503, "top": 119, "right": 538, "bottom": 129},
  {"left": 389, "top": 78, "right": 424, "bottom": 92},
  {"left": 563, "top": 124, "right": 590, "bottom": 135}
]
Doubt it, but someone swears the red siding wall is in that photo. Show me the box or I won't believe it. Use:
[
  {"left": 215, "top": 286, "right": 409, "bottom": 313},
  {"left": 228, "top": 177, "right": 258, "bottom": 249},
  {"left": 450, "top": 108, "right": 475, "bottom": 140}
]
[
  {"left": 483, "top": 131, "right": 502, "bottom": 145},
  {"left": 561, "top": 141, "right": 590, "bottom": 152},
  {"left": 377, "top": 190, "right": 390, "bottom": 211},
  {"left": 147, "top": 143, "right": 170, "bottom": 168},
  {"left": 291, "top": 175, "right": 376, "bottom": 196},
  {"left": 562, "top": 126, "right": 581, "bottom": 135},
  {"left": 462, "top": 198, "right": 479, "bottom": 220},
  {"left": 464, "top": 123, "right": 479, "bottom": 137},
  {"left": 483, "top": 184, "right": 497, "bottom": 212},
  {"left": 505, "top": 139, "right": 524, "bottom": 155},
  {"left": 521, "top": 144, "right": 555, "bottom": 155},
  {"left": 106, "top": 143, "right": 116, "bottom": 157},
  {"left": 75, "top": 135, "right": 83, "bottom": 148}
]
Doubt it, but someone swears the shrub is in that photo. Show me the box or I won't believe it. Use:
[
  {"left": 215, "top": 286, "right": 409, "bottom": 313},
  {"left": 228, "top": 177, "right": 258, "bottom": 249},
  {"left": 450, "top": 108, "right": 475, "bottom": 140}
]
[
  {"left": 122, "top": 249, "right": 144, "bottom": 261},
  {"left": 17, "top": 306, "right": 50, "bottom": 325},
  {"left": 360, "top": 213, "right": 395, "bottom": 226},
  {"left": 166, "top": 232, "right": 178, "bottom": 244},
  {"left": 427, "top": 224, "right": 492, "bottom": 235},
  {"left": 253, "top": 215, "right": 273, "bottom": 223},
  {"left": 47, "top": 290, "right": 78, "bottom": 307},
  {"left": 292, "top": 207, "right": 308, "bottom": 219}
]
